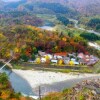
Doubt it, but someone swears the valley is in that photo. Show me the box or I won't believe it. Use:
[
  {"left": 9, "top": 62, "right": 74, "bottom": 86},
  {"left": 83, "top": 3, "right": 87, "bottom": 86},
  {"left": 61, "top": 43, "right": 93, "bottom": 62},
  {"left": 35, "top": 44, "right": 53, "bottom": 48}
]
[{"left": 0, "top": 0, "right": 100, "bottom": 100}]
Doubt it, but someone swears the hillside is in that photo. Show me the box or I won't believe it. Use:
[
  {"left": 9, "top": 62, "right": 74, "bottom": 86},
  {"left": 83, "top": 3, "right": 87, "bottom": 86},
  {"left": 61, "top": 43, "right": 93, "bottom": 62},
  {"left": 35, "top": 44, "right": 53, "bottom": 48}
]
[
  {"left": 0, "top": 25, "right": 91, "bottom": 60},
  {"left": 1, "top": 0, "right": 100, "bottom": 16},
  {"left": 0, "top": 73, "right": 33, "bottom": 100},
  {"left": 42, "top": 79, "right": 100, "bottom": 100},
  {"left": 0, "top": 0, "right": 77, "bottom": 19},
  {"left": 67, "top": 0, "right": 100, "bottom": 16},
  {"left": 0, "top": 0, "right": 5, "bottom": 8}
]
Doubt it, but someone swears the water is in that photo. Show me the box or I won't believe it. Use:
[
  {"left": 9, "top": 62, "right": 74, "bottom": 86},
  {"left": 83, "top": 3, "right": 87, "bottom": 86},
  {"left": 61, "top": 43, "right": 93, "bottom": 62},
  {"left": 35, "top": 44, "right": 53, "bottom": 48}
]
[
  {"left": 0, "top": 64, "right": 100, "bottom": 98},
  {"left": 39, "top": 21, "right": 55, "bottom": 31},
  {"left": 39, "top": 26, "right": 54, "bottom": 31},
  {"left": 0, "top": 66, "right": 38, "bottom": 98}
]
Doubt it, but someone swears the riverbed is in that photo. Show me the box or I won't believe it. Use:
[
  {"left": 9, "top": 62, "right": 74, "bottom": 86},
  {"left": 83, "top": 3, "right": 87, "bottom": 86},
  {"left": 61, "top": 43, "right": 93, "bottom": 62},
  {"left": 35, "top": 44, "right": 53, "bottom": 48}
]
[
  {"left": 13, "top": 69, "right": 100, "bottom": 96},
  {"left": 0, "top": 65, "right": 100, "bottom": 99}
]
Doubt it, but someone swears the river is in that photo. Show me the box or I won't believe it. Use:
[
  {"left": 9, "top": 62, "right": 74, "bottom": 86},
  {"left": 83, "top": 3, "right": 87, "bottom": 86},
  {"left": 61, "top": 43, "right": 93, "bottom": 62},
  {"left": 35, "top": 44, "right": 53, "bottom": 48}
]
[
  {"left": 0, "top": 67, "right": 37, "bottom": 98},
  {"left": 0, "top": 65, "right": 100, "bottom": 99},
  {"left": 0, "top": 19, "right": 100, "bottom": 99}
]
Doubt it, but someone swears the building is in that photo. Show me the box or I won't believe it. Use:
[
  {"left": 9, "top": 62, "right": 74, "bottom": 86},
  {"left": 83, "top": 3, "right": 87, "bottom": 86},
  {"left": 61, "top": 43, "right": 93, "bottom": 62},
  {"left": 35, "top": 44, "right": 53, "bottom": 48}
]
[{"left": 54, "top": 52, "right": 67, "bottom": 59}]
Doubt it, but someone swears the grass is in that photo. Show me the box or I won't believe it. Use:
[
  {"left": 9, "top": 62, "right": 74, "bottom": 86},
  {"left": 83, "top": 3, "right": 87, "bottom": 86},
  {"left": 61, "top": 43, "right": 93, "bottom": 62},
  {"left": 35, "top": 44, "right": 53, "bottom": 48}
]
[
  {"left": 36, "top": 14, "right": 58, "bottom": 24},
  {"left": 11, "top": 62, "right": 96, "bottom": 74},
  {"left": 93, "top": 60, "right": 100, "bottom": 73},
  {"left": 41, "top": 68, "right": 72, "bottom": 73},
  {"left": 96, "top": 40, "right": 100, "bottom": 45},
  {"left": 80, "top": 68, "right": 93, "bottom": 73}
]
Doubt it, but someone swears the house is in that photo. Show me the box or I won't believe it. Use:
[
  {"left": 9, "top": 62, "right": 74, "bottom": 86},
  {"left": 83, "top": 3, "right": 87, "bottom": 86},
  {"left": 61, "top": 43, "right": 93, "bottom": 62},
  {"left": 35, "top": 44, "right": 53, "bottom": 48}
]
[
  {"left": 56, "top": 56, "right": 63, "bottom": 59},
  {"left": 38, "top": 51, "right": 46, "bottom": 56},
  {"left": 78, "top": 53, "right": 84, "bottom": 59},
  {"left": 79, "top": 59, "right": 86, "bottom": 65},
  {"left": 63, "top": 57, "right": 70, "bottom": 64},
  {"left": 90, "top": 55, "right": 99, "bottom": 61},
  {"left": 51, "top": 60, "right": 58, "bottom": 64},
  {"left": 54, "top": 52, "right": 67, "bottom": 59},
  {"left": 41, "top": 57, "right": 46, "bottom": 63},
  {"left": 64, "top": 60, "right": 70, "bottom": 64},
  {"left": 71, "top": 58, "right": 76, "bottom": 61},
  {"left": 84, "top": 55, "right": 90, "bottom": 62},
  {"left": 70, "top": 58, "right": 79, "bottom": 65},
  {"left": 74, "top": 61, "right": 79, "bottom": 65},
  {"left": 28, "top": 60, "right": 34, "bottom": 63},
  {"left": 86, "top": 55, "right": 99, "bottom": 65}
]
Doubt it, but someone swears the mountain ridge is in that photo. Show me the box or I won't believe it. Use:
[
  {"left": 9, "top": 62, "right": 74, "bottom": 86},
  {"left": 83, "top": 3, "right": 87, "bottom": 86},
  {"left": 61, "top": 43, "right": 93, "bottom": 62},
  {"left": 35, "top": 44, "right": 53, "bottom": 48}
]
[{"left": 0, "top": 0, "right": 100, "bottom": 16}]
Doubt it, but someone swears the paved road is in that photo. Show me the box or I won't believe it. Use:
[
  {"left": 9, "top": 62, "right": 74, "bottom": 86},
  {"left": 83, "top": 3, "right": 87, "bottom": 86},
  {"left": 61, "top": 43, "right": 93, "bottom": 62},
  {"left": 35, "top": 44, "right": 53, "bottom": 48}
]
[{"left": 69, "top": 18, "right": 100, "bottom": 35}]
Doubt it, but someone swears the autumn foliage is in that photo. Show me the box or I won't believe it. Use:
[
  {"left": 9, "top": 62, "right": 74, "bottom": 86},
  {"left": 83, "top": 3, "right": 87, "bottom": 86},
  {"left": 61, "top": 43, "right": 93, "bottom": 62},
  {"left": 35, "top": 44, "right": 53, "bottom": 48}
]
[
  {"left": 0, "top": 25, "right": 88, "bottom": 60},
  {"left": 0, "top": 73, "right": 32, "bottom": 100}
]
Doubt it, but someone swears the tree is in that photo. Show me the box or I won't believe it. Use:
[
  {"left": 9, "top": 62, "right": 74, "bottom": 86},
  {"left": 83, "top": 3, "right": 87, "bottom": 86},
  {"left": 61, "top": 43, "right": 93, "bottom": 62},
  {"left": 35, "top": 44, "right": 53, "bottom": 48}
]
[
  {"left": 96, "top": 25, "right": 100, "bottom": 31},
  {"left": 58, "top": 59, "right": 63, "bottom": 65},
  {"left": 20, "top": 54, "right": 29, "bottom": 62},
  {"left": 88, "top": 18, "right": 100, "bottom": 28},
  {"left": 68, "top": 32, "right": 74, "bottom": 38},
  {"left": 36, "top": 58, "right": 41, "bottom": 64},
  {"left": 69, "top": 61, "right": 74, "bottom": 66},
  {"left": 31, "top": 54, "right": 35, "bottom": 61},
  {"left": 32, "top": 47, "right": 38, "bottom": 54},
  {"left": 80, "top": 32, "right": 100, "bottom": 41}
]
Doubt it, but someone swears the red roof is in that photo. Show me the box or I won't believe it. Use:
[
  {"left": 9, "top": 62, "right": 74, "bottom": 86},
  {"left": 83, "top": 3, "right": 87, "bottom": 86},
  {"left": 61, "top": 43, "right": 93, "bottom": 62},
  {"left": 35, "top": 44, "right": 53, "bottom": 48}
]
[{"left": 54, "top": 52, "right": 67, "bottom": 56}]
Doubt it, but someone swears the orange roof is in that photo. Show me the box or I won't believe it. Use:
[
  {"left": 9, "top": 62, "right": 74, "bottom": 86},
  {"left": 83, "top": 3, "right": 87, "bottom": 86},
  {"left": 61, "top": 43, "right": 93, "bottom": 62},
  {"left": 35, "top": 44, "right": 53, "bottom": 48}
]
[{"left": 54, "top": 52, "right": 67, "bottom": 56}]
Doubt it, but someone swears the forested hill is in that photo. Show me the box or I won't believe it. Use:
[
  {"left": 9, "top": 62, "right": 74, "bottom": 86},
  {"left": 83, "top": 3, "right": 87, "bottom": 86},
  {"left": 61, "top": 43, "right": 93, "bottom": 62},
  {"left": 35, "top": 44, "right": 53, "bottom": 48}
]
[
  {"left": 67, "top": 0, "right": 100, "bottom": 16},
  {"left": 1, "top": 0, "right": 100, "bottom": 16},
  {"left": 0, "top": 0, "right": 77, "bottom": 18},
  {"left": 0, "top": 0, "right": 5, "bottom": 8}
]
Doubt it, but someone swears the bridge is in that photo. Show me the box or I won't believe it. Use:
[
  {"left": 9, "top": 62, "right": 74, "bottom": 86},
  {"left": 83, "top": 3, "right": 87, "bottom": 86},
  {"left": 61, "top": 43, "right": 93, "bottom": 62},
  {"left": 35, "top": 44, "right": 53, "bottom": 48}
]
[{"left": 0, "top": 58, "right": 13, "bottom": 72}]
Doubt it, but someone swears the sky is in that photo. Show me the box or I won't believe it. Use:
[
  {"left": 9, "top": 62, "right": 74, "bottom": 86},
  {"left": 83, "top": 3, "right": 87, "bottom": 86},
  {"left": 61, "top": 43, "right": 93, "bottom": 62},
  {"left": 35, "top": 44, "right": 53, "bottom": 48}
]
[{"left": 3, "top": 0, "right": 20, "bottom": 2}]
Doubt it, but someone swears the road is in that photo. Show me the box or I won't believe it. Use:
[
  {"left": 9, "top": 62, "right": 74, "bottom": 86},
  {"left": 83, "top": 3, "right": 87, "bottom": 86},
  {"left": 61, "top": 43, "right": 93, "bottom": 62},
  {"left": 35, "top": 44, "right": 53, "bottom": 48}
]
[{"left": 69, "top": 18, "right": 100, "bottom": 35}]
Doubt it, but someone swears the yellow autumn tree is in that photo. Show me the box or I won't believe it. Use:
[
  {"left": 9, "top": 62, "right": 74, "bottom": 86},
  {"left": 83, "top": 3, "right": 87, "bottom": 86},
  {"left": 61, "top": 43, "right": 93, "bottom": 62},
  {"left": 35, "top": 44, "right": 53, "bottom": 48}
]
[
  {"left": 45, "top": 55, "right": 50, "bottom": 61},
  {"left": 5, "top": 51, "right": 11, "bottom": 58},
  {"left": 62, "top": 37, "right": 67, "bottom": 41},
  {"left": 14, "top": 47, "right": 20, "bottom": 53},
  {"left": 69, "top": 61, "right": 74, "bottom": 66},
  {"left": 38, "top": 33, "right": 43, "bottom": 38},
  {"left": 36, "top": 58, "right": 41, "bottom": 64},
  {"left": 58, "top": 59, "right": 63, "bottom": 65}
]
